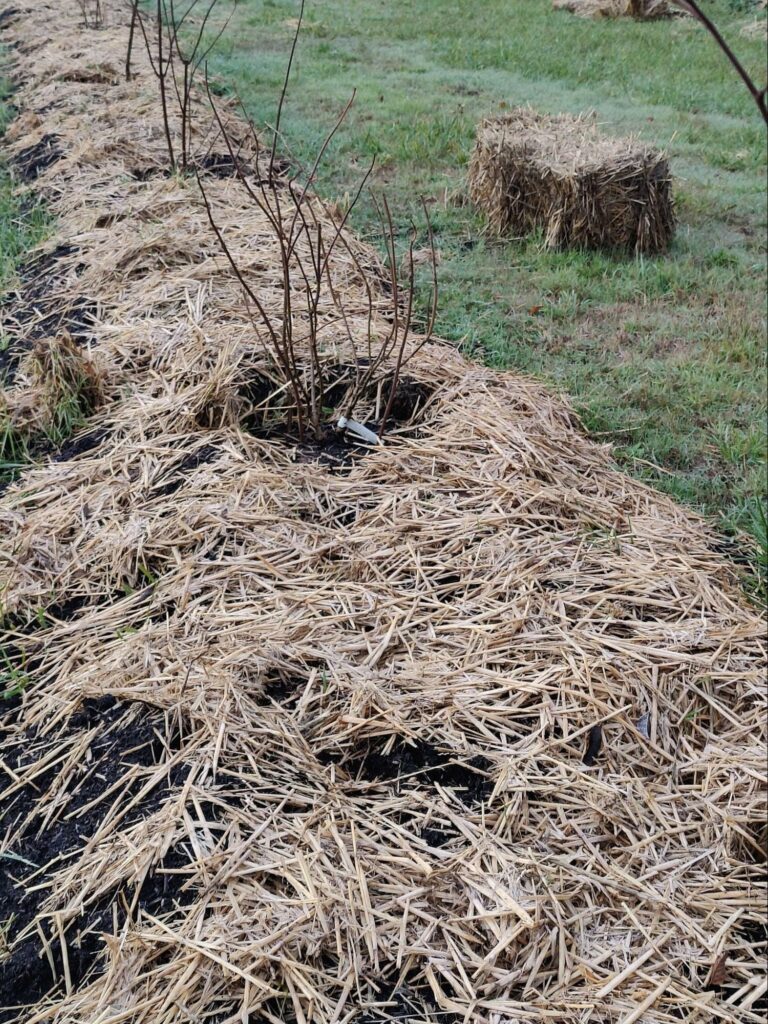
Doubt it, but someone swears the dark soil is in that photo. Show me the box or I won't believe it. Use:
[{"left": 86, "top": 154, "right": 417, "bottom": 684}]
[
  {"left": 0, "top": 343, "right": 21, "bottom": 388},
  {"left": 128, "top": 152, "right": 260, "bottom": 181},
  {"left": 18, "top": 245, "right": 81, "bottom": 296},
  {"left": 150, "top": 443, "right": 221, "bottom": 498},
  {"left": 0, "top": 696, "right": 193, "bottom": 1020},
  {"left": 129, "top": 165, "right": 173, "bottom": 182},
  {"left": 357, "top": 984, "right": 462, "bottom": 1024},
  {"left": 377, "top": 374, "right": 433, "bottom": 423},
  {"left": 238, "top": 366, "right": 435, "bottom": 472},
  {"left": 59, "top": 67, "right": 117, "bottom": 85},
  {"left": 254, "top": 977, "right": 462, "bottom": 1024},
  {"left": 11, "top": 133, "right": 61, "bottom": 182},
  {"left": 260, "top": 671, "right": 304, "bottom": 705},
  {"left": 0, "top": 8, "right": 20, "bottom": 30},
  {"left": 15, "top": 289, "right": 96, "bottom": 349},
  {"left": 52, "top": 425, "right": 109, "bottom": 463},
  {"left": 294, "top": 431, "right": 375, "bottom": 470},
  {"left": 1, "top": 244, "right": 95, "bottom": 388},
  {"left": 323, "top": 736, "right": 493, "bottom": 807},
  {"left": 196, "top": 151, "right": 247, "bottom": 179}
]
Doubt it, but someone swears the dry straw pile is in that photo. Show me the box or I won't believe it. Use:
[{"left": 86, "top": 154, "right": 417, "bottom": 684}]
[
  {"left": 0, "top": 2, "right": 765, "bottom": 1024},
  {"left": 552, "top": 0, "right": 678, "bottom": 18},
  {"left": 467, "top": 108, "right": 676, "bottom": 252}
]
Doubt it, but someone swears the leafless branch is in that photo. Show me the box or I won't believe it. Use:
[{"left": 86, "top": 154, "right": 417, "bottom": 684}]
[{"left": 673, "top": 0, "right": 767, "bottom": 125}]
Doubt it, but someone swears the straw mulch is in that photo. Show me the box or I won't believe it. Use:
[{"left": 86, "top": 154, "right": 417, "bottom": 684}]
[
  {"left": 0, "top": 3, "right": 765, "bottom": 1023},
  {"left": 467, "top": 108, "right": 675, "bottom": 252},
  {"left": 552, "top": 0, "right": 678, "bottom": 18}
]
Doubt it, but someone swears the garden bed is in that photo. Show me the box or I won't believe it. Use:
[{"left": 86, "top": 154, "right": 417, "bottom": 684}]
[{"left": 0, "top": 3, "right": 765, "bottom": 1023}]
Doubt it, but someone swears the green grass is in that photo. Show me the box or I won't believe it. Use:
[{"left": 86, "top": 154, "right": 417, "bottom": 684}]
[
  {"left": 204, "top": 0, "right": 767, "bottom": 565},
  {"left": 0, "top": 74, "right": 50, "bottom": 485},
  {"left": 0, "top": 80, "right": 47, "bottom": 293}
]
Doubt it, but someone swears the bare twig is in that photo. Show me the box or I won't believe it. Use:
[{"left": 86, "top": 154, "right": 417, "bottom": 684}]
[{"left": 125, "top": 0, "right": 140, "bottom": 81}]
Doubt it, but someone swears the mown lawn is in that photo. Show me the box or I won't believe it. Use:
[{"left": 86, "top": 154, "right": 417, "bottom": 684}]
[{"left": 205, "top": 0, "right": 767, "bottom": 566}]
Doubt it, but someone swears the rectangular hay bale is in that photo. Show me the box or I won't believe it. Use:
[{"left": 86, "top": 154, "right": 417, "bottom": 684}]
[
  {"left": 467, "top": 108, "right": 675, "bottom": 253},
  {"left": 552, "top": 0, "right": 677, "bottom": 18}
]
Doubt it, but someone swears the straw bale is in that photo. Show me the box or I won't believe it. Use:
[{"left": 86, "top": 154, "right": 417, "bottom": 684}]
[
  {"left": 0, "top": 3, "right": 765, "bottom": 1023},
  {"left": 740, "top": 14, "right": 767, "bottom": 40},
  {"left": 553, "top": 0, "right": 678, "bottom": 18},
  {"left": 467, "top": 108, "right": 675, "bottom": 252}
]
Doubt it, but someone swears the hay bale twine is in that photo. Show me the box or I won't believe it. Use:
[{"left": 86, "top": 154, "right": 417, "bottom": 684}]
[{"left": 467, "top": 108, "right": 675, "bottom": 253}]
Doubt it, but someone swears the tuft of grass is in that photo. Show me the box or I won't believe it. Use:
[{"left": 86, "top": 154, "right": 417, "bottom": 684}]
[
  {"left": 203, "top": 0, "right": 766, "bottom": 579},
  {"left": 0, "top": 413, "right": 31, "bottom": 482},
  {"left": 1, "top": 335, "right": 103, "bottom": 487},
  {"left": 1, "top": 71, "right": 50, "bottom": 487},
  {"left": 0, "top": 643, "right": 28, "bottom": 701},
  {"left": 0, "top": 77, "right": 48, "bottom": 292}
]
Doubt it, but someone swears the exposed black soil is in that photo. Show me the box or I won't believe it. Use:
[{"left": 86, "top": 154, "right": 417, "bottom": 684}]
[
  {"left": 295, "top": 431, "right": 375, "bottom": 470},
  {"left": 18, "top": 244, "right": 82, "bottom": 295},
  {"left": 238, "top": 366, "right": 435, "bottom": 471},
  {"left": 59, "top": 66, "right": 118, "bottom": 85},
  {"left": 11, "top": 132, "right": 61, "bottom": 182},
  {"left": 0, "top": 8, "right": 20, "bottom": 31},
  {"left": 150, "top": 443, "right": 221, "bottom": 498},
  {"left": 196, "top": 151, "right": 247, "bottom": 179},
  {"left": 129, "top": 164, "right": 173, "bottom": 182},
  {"left": 0, "top": 696, "right": 193, "bottom": 1020},
  {"left": 52, "top": 425, "right": 109, "bottom": 463},
  {"left": 357, "top": 983, "right": 462, "bottom": 1024},
  {"left": 1, "top": 244, "right": 95, "bottom": 387},
  {"left": 128, "top": 152, "right": 259, "bottom": 181},
  {"left": 260, "top": 671, "right": 304, "bottom": 705},
  {"left": 323, "top": 737, "right": 493, "bottom": 807},
  {"left": 254, "top": 977, "right": 462, "bottom": 1024},
  {"left": 377, "top": 374, "right": 433, "bottom": 423}
]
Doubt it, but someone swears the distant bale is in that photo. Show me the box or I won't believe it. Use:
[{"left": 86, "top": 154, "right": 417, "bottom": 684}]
[
  {"left": 739, "top": 14, "right": 767, "bottom": 41},
  {"left": 553, "top": 0, "right": 677, "bottom": 18},
  {"left": 467, "top": 109, "right": 675, "bottom": 254}
]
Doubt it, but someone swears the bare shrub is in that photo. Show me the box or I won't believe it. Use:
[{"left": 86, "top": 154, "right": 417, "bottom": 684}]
[
  {"left": 77, "top": 0, "right": 104, "bottom": 29},
  {"left": 198, "top": 27, "right": 438, "bottom": 444},
  {"left": 198, "top": 108, "right": 436, "bottom": 444},
  {"left": 134, "top": 0, "right": 236, "bottom": 170}
]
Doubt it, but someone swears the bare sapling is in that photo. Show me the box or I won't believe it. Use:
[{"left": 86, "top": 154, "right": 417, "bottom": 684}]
[
  {"left": 125, "top": 0, "right": 140, "bottom": 81},
  {"left": 77, "top": 0, "right": 104, "bottom": 29},
  {"left": 198, "top": 26, "right": 438, "bottom": 444},
  {"left": 134, "top": 0, "right": 237, "bottom": 170}
]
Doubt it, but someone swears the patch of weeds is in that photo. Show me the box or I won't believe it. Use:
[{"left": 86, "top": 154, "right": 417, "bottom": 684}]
[
  {"left": 0, "top": 659, "right": 28, "bottom": 702},
  {"left": 1, "top": 335, "right": 103, "bottom": 488},
  {"left": 0, "top": 412, "right": 29, "bottom": 486},
  {"left": 0, "top": 77, "right": 53, "bottom": 488},
  {"left": 0, "top": 81, "right": 49, "bottom": 284}
]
